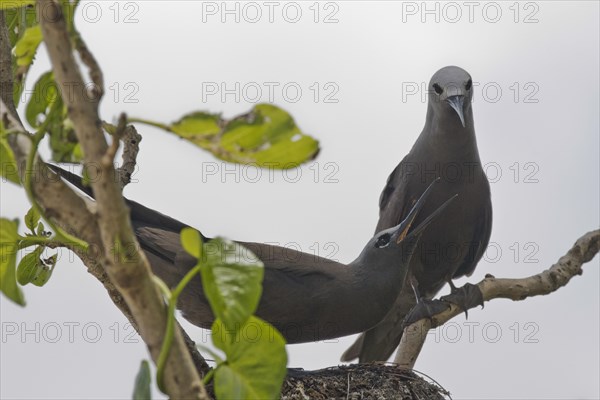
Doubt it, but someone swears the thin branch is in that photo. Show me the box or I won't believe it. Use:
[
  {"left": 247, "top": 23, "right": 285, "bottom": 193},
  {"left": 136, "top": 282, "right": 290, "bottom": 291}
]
[
  {"left": 73, "top": 34, "right": 104, "bottom": 98},
  {"left": 104, "top": 115, "right": 142, "bottom": 190},
  {"left": 395, "top": 229, "right": 600, "bottom": 369},
  {"left": 36, "top": 1, "right": 206, "bottom": 398},
  {"left": 103, "top": 114, "right": 126, "bottom": 170},
  {"left": 117, "top": 124, "right": 142, "bottom": 188}
]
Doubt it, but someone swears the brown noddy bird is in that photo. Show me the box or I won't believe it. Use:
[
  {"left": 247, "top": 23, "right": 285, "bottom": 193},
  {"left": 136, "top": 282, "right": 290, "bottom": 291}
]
[
  {"left": 341, "top": 66, "right": 492, "bottom": 362},
  {"left": 49, "top": 165, "right": 456, "bottom": 344}
]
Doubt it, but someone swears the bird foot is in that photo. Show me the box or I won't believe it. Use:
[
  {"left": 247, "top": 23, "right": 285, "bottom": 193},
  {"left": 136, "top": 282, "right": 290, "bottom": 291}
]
[
  {"left": 403, "top": 299, "right": 451, "bottom": 326},
  {"left": 440, "top": 282, "right": 484, "bottom": 318}
]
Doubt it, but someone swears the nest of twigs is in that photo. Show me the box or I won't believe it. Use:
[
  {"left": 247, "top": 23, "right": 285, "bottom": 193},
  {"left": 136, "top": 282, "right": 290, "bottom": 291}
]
[{"left": 281, "top": 364, "right": 451, "bottom": 399}]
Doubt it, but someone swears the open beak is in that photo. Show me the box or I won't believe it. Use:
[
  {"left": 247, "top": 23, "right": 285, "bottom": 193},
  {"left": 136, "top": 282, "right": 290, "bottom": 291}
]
[
  {"left": 392, "top": 177, "right": 458, "bottom": 244},
  {"left": 445, "top": 95, "right": 466, "bottom": 127}
]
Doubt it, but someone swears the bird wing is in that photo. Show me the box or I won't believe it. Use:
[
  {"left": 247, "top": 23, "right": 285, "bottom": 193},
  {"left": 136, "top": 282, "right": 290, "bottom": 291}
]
[
  {"left": 375, "top": 156, "right": 417, "bottom": 233},
  {"left": 237, "top": 240, "right": 340, "bottom": 282},
  {"left": 135, "top": 226, "right": 192, "bottom": 266},
  {"left": 134, "top": 228, "right": 341, "bottom": 284},
  {"left": 452, "top": 191, "right": 492, "bottom": 278}
]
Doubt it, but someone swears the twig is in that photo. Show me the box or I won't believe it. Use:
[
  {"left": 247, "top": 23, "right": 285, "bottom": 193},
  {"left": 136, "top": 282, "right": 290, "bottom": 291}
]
[
  {"left": 116, "top": 123, "right": 142, "bottom": 190},
  {"left": 395, "top": 229, "right": 600, "bottom": 368},
  {"left": 345, "top": 373, "right": 350, "bottom": 400},
  {"left": 103, "top": 114, "right": 126, "bottom": 168}
]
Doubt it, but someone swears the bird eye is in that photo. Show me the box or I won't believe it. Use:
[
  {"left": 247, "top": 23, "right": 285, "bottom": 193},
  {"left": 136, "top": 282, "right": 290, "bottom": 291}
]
[
  {"left": 465, "top": 78, "right": 472, "bottom": 91},
  {"left": 432, "top": 83, "right": 443, "bottom": 95},
  {"left": 375, "top": 233, "right": 391, "bottom": 248}
]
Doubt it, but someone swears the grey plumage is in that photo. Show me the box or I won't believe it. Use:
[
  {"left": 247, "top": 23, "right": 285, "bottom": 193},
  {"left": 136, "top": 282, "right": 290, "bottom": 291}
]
[
  {"left": 49, "top": 165, "right": 456, "bottom": 344},
  {"left": 341, "top": 66, "right": 492, "bottom": 362}
]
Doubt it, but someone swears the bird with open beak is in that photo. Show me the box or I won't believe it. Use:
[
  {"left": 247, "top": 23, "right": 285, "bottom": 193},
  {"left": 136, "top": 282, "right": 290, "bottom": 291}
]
[{"left": 49, "top": 165, "right": 457, "bottom": 344}]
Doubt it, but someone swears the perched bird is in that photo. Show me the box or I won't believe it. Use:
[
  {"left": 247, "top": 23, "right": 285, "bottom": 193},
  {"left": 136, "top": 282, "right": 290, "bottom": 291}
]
[
  {"left": 341, "top": 66, "right": 493, "bottom": 362},
  {"left": 49, "top": 165, "right": 456, "bottom": 343}
]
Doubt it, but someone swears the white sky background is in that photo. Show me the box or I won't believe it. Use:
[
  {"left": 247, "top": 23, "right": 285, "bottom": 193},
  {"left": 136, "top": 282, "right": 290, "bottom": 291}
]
[{"left": 1, "top": 1, "right": 599, "bottom": 399}]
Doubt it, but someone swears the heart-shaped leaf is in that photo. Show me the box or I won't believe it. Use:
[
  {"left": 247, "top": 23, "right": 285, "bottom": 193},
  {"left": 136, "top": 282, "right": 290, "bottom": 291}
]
[
  {"left": 212, "top": 317, "right": 287, "bottom": 400},
  {"left": 200, "top": 238, "right": 264, "bottom": 330}
]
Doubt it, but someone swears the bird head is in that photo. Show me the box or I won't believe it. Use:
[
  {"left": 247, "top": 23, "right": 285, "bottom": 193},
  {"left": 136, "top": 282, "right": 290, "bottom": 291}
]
[
  {"left": 358, "top": 178, "right": 457, "bottom": 269},
  {"left": 428, "top": 66, "right": 473, "bottom": 128}
]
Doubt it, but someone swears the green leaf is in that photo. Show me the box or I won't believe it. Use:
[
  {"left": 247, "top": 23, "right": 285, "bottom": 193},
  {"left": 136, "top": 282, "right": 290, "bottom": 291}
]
[
  {"left": 0, "top": 218, "right": 20, "bottom": 245},
  {"left": 14, "top": 24, "right": 42, "bottom": 67},
  {"left": 5, "top": 4, "right": 39, "bottom": 104},
  {"left": 24, "top": 207, "right": 40, "bottom": 232},
  {"left": 31, "top": 264, "right": 52, "bottom": 287},
  {"left": 0, "top": 1, "right": 35, "bottom": 10},
  {"left": 25, "top": 71, "right": 59, "bottom": 128},
  {"left": 132, "top": 360, "right": 152, "bottom": 400},
  {"left": 0, "top": 218, "right": 25, "bottom": 306},
  {"left": 0, "top": 135, "right": 21, "bottom": 185},
  {"left": 180, "top": 227, "right": 202, "bottom": 258},
  {"left": 47, "top": 111, "right": 81, "bottom": 163},
  {"left": 132, "top": 104, "right": 319, "bottom": 169},
  {"left": 24, "top": 71, "right": 81, "bottom": 163},
  {"left": 36, "top": 221, "right": 46, "bottom": 236},
  {"left": 201, "top": 238, "right": 264, "bottom": 330},
  {"left": 170, "top": 112, "right": 221, "bottom": 139},
  {"left": 16, "top": 246, "right": 54, "bottom": 287},
  {"left": 31, "top": 253, "right": 56, "bottom": 287},
  {"left": 16, "top": 246, "right": 42, "bottom": 285},
  {"left": 212, "top": 317, "right": 287, "bottom": 400}
]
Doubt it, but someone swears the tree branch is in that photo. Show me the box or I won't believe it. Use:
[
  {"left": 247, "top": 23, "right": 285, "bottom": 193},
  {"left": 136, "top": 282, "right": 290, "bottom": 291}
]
[
  {"left": 35, "top": 1, "right": 206, "bottom": 398},
  {"left": 107, "top": 114, "right": 142, "bottom": 190},
  {"left": 2, "top": 6, "right": 138, "bottom": 368},
  {"left": 395, "top": 229, "right": 600, "bottom": 368}
]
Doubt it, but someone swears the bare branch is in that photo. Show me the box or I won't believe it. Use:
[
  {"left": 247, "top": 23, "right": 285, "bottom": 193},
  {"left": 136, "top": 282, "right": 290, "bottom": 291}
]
[
  {"left": 105, "top": 114, "right": 142, "bottom": 190},
  {"left": 117, "top": 124, "right": 142, "bottom": 188},
  {"left": 36, "top": 1, "right": 206, "bottom": 398},
  {"left": 395, "top": 229, "right": 600, "bottom": 368}
]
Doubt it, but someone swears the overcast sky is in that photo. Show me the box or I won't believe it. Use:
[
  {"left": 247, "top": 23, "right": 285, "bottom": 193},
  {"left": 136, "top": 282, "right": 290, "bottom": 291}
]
[{"left": 1, "top": 1, "right": 599, "bottom": 399}]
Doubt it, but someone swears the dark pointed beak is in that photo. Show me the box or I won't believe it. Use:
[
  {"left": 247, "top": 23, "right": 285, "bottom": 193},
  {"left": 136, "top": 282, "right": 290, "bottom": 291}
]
[
  {"left": 392, "top": 178, "right": 458, "bottom": 244},
  {"left": 445, "top": 95, "right": 466, "bottom": 127}
]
